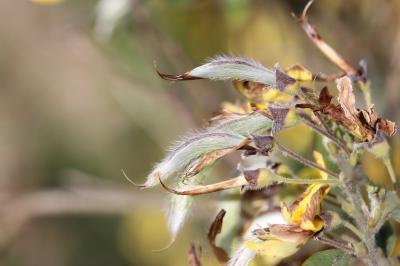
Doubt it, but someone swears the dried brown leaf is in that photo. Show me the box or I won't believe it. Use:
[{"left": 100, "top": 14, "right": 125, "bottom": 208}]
[
  {"left": 336, "top": 76, "right": 357, "bottom": 120},
  {"left": 318, "top": 86, "right": 333, "bottom": 108},
  {"left": 359, "top": 108, "right": 378, "bottom": 126},
  {"left": 268, "top": 224, "right": 313, "bottom": 243},
  {"left": 243, "top": 169, "right": 261, "bottom": 187},
  {"left": 159, "top": 175, "right": 248, "bottom": 196},
  {"left": 294, "top": 1, "right": 357, "bottom": 76},
  {"left": 156, "top": 69, "right": 200, "bottom": 81},
  {"left": 276, "top": 68, "right": 296, "bottom": 91},
  {"left": 269, "top": 105, "right": 291, "bottom": 134},
  {"left": 377, "top": 118, "right": 397, "bottom": 137},
  {"left": 250, "top": 135, "right": 275, "bottom": 155},
  {"left": 184, "top": 147, "right": 242, "bottom": 178},
  {"left": 208, "top": 210, "right": 230, "bottom": 263}
]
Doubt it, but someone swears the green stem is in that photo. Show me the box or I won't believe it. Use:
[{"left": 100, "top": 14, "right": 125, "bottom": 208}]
[
  {"left": 339, "top": 173, "right": 379, "bottom": 266},
  {"left": 299, "top": 114, "right": 351, "bottom": 155},
  {"left": 276, "top": 143, "right": 340, "bottom": 178},
  {"left": 343, "top": 221, "right": 365, "bottom": 242},
  {"left": 313, "top": 236, "right": 357, "bottom": 255},
  {"left": 358, "top": 81, "right": 372, "bottom": 108},
  {"left": 272, "top": 173, "right": 339, "bottom": 185},
  {"left": 382, "top": 156, "right": 397, "bottom": 186}
]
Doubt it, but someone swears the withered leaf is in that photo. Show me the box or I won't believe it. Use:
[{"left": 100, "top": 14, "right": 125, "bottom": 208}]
[
  {"left": 336, "top": 76, "right": 357, "bottom": 120},
  {"left": 269, "top": 106, "right": 289, "bottom": 122},
  {"left": 208, "top": 209, "right": 230, "bottom": 264},
  {"left": 269, "top": 105, "right": 290, "bottom": 133},
  {"left": 294, "top": 1, "right": 357, "bottom": 76},
  {"left": 156, "top": 70, "right": 200, "bottom": 81},
  {"left": 295, "top": 103, "right": 319, "bottom": 111},
  {"left": 268, "top": 224, "right": 313, "bottom": 243},
  {"left": 359, "top": 107, "right": 378, "bottom": 126},
  {"left": 188, "top": 243, "right": 202, "bottom": 266},
  {"left": 159, "top": 174, "right": 248, "bottom": 196},
  {"left": 251, "top": 135, "right": 275, "bottom": 155},
  {"left": 319, "top": 86, "right": 333, "bottom": 108},
  {"left": 295, "top": 84, "right": 396, "bottom": 141},
  {"left": 243, "top": 169, "right": 260, "bottom": 187},
  {"left": 376, "top": 118, "right": 397, "bottom": 137},
  {"left": 184, "top": 145, "right": 248, "bottom": 178}
]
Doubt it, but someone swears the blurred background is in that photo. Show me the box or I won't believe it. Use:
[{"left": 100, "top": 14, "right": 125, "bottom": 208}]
[{"left": 0, "top": 0, "right": 399, "bottom": 265}]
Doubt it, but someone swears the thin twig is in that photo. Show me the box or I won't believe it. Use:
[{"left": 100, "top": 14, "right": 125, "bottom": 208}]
[
  {"left": 276, "top": 142, "right": 339, "bottom": 178},
  {"left": 272, "top": 174, "right": 339, "bottom": 185},
  {"left": 312, "top": 71, "right": 346, "bottom": 82},
  {"left": 158, "top": 175, "right": 247, "bottom": 196},
  {"left": 158, "top": 172, "right": 338, "bottom": 196},
  {"left": 298, "top": 114, "right": 351, "bottom": 155},
  {"left": 313, "top": 235, "right": 357, "bottom": 255},
  {"left": 293, "top": 1, "right": 357, "bottom": 75}
]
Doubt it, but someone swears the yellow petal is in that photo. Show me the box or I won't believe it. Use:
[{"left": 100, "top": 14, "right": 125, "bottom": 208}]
[
  {"left": 233, "top": 80, "right": 266, "bottom": 101},
  {"left": 261, "top": 89, "right": 293, "bottom": 104},
  {"left": 221, "top": 102, "right": 250, "bottom": 114},
  {"left": 254, "top": 103, "right": 268, "bottom": 110},
  {"left": 280, "top": 183, "right": 330, "bottom": 232},
  {"left": 313, "top": 151, "right": 328, "bottom": 180},
  {"left": 287, "top": 184, "right": 323, "bottom": 224},
  {"left": 280, "top": 203, "right": 292, "bottom": 224},
  {"left": 300, "top": 216, "right": 325, "bottom": 232},
  {"left": 246, "top": 238, "right": 304, "bottom": 266},
  {"left": 286, "top": 64, "right": 313, "bottom": 81}
]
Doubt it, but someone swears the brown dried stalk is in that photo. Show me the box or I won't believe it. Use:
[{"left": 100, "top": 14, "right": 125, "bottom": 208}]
[
  {"left": 158, "top": 175, "right": 247, "bottom": 195},
  {"left": 293, "top": 1, "right": 357, "bottom": 76}
]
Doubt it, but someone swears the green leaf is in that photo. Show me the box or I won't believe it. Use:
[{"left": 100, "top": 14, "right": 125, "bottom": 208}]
[{"left": 302, "top": 249, "right": 350, "bottom": 266}]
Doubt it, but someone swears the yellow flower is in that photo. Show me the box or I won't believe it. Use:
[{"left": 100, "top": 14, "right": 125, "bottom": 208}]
[
  {"left": 220, "top": 101, "right": 267, "bottom": 114},
  {"left": 285, "top": 64, "right": 313, "bottom": 81},
  {"left": 238, "top": 151, "right": 330, "bottom": 266},
  {"left": 233, "top": 80, "right": 294, "bottom": 104},
  {"left": 281, "top": 151, "right": 330, "bottom": 232}
]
